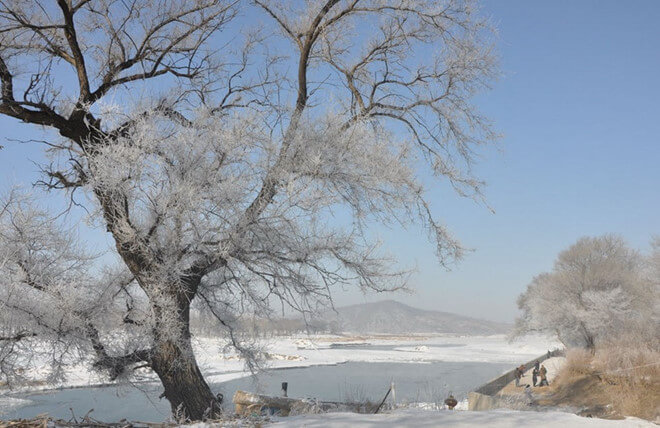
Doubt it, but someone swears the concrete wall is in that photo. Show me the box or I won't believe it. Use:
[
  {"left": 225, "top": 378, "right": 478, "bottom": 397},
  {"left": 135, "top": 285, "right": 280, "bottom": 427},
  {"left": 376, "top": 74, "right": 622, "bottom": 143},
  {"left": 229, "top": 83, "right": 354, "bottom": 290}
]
[
  {"left": 467, "top": 392, "right": 498, "bottom": 411},
  {"left": 468, "top": 391, "right": 531, "bottom": 411},
  {"left": 468, "top": 349, "right": 564, "bottom": 411}
]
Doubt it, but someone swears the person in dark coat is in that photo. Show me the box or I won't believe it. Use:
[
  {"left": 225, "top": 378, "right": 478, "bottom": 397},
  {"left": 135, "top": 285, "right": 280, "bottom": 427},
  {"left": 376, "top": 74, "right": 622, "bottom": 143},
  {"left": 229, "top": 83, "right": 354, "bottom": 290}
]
[
  {"left": 532, "top": 361, "right": 540, "bottom": 387},
  {"left": 445, "top": 394, "right": 458, "bottom": 409},
  {"left": 538, "top": 364, "right": 549, "bottom": 386}
]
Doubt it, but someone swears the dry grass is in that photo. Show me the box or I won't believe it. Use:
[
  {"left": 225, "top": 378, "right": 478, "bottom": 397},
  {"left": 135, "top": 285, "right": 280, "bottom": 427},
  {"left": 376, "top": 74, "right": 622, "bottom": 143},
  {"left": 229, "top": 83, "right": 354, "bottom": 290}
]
[
  {"left": 543, "top": 344, "right": 660, "bottom": 422},
  {"left": 554, "top": 348, "right": 593, "bottom": 378},
  {"left": 593, "top": 340, "right": 660, "bottom": 421}
]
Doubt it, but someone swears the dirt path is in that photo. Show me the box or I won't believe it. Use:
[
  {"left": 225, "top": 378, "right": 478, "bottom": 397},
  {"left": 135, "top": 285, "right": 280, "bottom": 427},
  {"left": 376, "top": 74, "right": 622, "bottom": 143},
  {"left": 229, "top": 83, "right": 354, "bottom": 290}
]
[{"left": 497, "top": 356, "right": 566, "bottom": 398}]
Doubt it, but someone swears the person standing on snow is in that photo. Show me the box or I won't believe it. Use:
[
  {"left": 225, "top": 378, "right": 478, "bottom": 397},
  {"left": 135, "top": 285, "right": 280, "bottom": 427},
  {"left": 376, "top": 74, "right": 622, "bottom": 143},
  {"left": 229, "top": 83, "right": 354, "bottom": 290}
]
[
  {"left": 532, "top": 361, "right": 540, "bottom": 387},
  {"left": 538, "top": 364, "right": 549, "bottom": 386},
  {"left": 445, "top": 394, "right": 458, "bottom": 410}
]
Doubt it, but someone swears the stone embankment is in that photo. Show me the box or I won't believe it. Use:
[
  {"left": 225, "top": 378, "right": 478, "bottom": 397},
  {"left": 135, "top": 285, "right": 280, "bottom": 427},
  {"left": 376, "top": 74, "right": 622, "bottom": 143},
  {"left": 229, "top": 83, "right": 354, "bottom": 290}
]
[{"left": 468, "top": 349, "right": 565, "bottom": 411}]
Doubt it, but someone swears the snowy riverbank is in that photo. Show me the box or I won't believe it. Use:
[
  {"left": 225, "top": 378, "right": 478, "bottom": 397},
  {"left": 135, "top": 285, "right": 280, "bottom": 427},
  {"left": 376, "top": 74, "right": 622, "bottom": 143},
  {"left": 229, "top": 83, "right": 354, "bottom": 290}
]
[
  {"left": 198, "top": 333, "right": 561, "bottom": 384},
  {"left": 267, "top": 408, "right": 655, "bottom": 427},
  {"left": 0, "top": 334, "right": 556, "bottom": 415},
  {"left": 3, "top": 333, "right": 655, "bottom": 426}
]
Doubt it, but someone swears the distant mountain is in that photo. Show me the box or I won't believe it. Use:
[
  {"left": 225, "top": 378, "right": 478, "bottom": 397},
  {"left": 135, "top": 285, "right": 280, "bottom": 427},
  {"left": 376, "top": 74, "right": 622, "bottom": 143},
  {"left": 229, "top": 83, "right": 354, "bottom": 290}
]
[{"left": 312, "top": 300, "right": 511, "bottom": 335}]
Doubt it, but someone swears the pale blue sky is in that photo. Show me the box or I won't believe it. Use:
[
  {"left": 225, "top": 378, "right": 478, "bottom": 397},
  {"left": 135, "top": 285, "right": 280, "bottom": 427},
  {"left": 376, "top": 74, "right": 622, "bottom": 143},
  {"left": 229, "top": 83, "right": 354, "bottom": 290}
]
[
  {"left": 332, "top": 0, "right": 660, "bottom": 321},
  {"left": 1, "top": 1, "right": 658, "bottom": 322}
]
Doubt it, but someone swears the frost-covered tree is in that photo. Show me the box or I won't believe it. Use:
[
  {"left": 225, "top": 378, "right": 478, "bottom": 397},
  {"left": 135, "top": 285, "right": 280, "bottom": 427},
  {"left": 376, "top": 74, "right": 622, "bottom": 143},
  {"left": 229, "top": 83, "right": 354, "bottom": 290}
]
[
  {"left": 0, "top": 0, "right": 497, "bottom": 420},
  {"left": 514, "top": 235, "right": 656, "bottom": 351},
  {"left": 649, "top": 237, "right": 660, "bottom": 286},
  {"left": 644, "top": 237, "right": 660, "bottom": 338}
]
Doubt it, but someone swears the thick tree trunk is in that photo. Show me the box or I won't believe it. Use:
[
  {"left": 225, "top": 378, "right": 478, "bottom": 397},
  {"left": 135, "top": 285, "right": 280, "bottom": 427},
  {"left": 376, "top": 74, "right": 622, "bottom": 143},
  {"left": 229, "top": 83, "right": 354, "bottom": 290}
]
[
  {"left": 149, "top": 297, "right": 220, "bottom": 421},
  {"left": 151, "top": 338, "right": 220, "bottom": 421}
]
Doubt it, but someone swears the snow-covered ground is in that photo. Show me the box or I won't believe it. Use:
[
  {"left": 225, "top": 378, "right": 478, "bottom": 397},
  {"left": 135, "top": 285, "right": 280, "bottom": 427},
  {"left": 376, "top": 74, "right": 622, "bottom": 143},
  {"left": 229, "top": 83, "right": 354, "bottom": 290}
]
[
  {"left": 197, "top": 333, "right": 560, "bottom": 384},
  {"left": 0, "top": 334, "right": 555, "bottom": 413},
  {"left": 5, "top": 333, "right": 648, "bottom": 427},
  {"left": 0, "top": 334, "right": 558, "bottom": 393},
  {"left": 267, "top": 408, "right": 655, "bottom": 427}
]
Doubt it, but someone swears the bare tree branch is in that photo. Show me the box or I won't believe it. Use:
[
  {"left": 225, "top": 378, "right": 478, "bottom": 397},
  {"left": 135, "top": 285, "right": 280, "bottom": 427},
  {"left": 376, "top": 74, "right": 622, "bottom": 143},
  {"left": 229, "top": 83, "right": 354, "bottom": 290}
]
[
  {"left": 56, "top": 0, "right": 91, "bottom": 103},
  {"left": 0, "top": 1, "right": 499, "bottom": 420},
  {"left": 0, "top": 332, "right": 36, "bottom": 342}
]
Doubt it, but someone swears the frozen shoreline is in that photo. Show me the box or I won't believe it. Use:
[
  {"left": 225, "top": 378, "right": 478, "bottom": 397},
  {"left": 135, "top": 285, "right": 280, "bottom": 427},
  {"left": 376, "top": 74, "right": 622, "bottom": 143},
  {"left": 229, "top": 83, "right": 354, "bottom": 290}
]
[
  {"left": 3, "top": 333, "right": 653, "bottom": 427},
  {"left": 199, "top": 333, "right": 561, "bottom": 386},
  {"left": 0, "top": 333, "right": 559, "bottom": 416}
]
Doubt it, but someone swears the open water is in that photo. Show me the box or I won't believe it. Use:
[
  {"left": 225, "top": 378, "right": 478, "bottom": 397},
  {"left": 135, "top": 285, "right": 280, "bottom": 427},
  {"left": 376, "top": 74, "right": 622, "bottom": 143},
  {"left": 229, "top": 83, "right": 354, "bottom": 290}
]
[{"left": 1, "top": 360, "right": 511, "bottom": 422}]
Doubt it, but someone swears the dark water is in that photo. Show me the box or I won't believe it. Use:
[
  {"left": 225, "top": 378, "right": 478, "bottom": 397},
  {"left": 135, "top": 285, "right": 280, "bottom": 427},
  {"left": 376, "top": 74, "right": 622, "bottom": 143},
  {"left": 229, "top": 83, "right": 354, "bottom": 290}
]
[{"left": 3, "top": 361, "right": 510, "bottom": 422}]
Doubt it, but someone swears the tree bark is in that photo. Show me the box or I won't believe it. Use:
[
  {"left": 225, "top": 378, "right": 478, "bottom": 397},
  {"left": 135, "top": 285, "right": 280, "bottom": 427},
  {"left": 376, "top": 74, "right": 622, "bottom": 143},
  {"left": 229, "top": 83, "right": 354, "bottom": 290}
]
[
  {"left": 149, "top": 298, "right": 220, "bottom": 421},
  {"left": 151, "top": 339, "right": 219, "bottom": 421}
]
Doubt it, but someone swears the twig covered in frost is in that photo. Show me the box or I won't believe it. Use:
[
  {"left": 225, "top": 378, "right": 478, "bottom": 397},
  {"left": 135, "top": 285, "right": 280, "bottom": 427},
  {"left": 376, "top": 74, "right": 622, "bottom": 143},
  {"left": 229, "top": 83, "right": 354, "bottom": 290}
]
[{"left": 0, "top": 0, "right": 498, "bottom": 420}]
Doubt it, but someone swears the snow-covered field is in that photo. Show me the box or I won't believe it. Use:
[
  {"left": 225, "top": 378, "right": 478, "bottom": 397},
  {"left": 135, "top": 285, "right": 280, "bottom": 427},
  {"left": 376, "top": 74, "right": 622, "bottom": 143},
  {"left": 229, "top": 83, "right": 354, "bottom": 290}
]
[
  {"left": 0, "top": 333, "right": 558, "bottom": 394},
  {"left": 267, "top": 408, "right": 654, "bottom": 427},
  {"left": 0, "top": 334, "right": 552, "bottom": 414},
  {"left": 2, "top": 333, "right": 653, "bottom": 426},
  {"left": 197, "top": 333, "right": 561, "bottom": 384}
]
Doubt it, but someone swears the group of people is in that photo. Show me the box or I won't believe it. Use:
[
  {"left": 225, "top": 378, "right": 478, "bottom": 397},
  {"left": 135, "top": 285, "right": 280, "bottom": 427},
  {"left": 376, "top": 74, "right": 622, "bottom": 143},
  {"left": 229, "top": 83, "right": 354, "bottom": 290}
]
[{"left": 514, "top": 360, "right": 548, "bottom": 387}]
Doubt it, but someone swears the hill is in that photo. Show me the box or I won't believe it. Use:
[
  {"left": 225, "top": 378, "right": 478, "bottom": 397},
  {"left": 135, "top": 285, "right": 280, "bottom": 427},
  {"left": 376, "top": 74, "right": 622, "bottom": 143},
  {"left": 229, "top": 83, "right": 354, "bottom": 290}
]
[{"left": 311, "top": 300, "right": 511, "bottom": 335}]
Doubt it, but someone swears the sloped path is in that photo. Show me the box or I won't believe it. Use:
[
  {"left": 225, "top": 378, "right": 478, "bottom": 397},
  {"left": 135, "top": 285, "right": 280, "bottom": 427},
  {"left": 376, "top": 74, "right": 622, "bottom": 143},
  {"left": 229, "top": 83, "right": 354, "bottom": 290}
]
[{"left": 496, "top": 356, "right": 565, "bottom": 398}]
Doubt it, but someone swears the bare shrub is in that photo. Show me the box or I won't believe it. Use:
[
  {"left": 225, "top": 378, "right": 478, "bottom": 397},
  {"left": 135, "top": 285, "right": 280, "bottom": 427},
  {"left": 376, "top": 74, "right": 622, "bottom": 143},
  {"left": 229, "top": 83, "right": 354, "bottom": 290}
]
[
  {"left": 340, "top": 382, "right": 372, "bottom": 405},
  {"left": 558, "top": 348, "right": 593, "bottom": 379},
  {"left": 595, "top": 337, "right": 659, "bottom": 377}
]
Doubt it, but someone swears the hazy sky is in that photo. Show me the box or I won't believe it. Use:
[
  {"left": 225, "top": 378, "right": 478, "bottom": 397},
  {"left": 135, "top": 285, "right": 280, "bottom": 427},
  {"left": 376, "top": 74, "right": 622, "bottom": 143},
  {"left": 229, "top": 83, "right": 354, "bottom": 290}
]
[{"left": 1, "top": 1, "right": 658, "bottom": 323}]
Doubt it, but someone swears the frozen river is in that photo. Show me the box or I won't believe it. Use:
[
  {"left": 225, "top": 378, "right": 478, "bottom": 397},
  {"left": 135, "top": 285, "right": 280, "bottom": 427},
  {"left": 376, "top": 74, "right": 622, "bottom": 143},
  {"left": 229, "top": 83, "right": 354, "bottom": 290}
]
[{"left": 3, "top": 360, "right": 511, "bottom": 422}]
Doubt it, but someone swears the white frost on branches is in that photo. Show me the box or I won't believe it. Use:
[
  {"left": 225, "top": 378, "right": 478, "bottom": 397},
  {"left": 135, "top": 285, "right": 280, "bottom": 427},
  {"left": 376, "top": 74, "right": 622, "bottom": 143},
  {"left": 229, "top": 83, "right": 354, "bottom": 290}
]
[
  {"left": 0, "top": 191, "right": 145, "bottom": 384},
  {"left": 0, "top": 0, "right": 498, "bottom": 415},
  {"left": 514, "top": 235, "right": 658, "bottom": 350}
]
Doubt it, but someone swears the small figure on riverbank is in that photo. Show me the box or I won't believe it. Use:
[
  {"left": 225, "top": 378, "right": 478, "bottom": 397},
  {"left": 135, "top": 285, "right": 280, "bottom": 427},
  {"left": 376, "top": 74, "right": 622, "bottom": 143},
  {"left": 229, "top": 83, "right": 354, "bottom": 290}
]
[
  {"left": 514, "top": 364, "right": 525, "bottom": 387},
  {"left": 532, "top": 360, "right": 540, "bottom": 387},
  {"left": 538, "top": 364, "right": 549, "bottom": 386},
  {"left": 445, "top": 394, "right": 458, "bottom": 410},
  {"left": 524, "top": 385, "right": 535, "bottom": 405}
]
